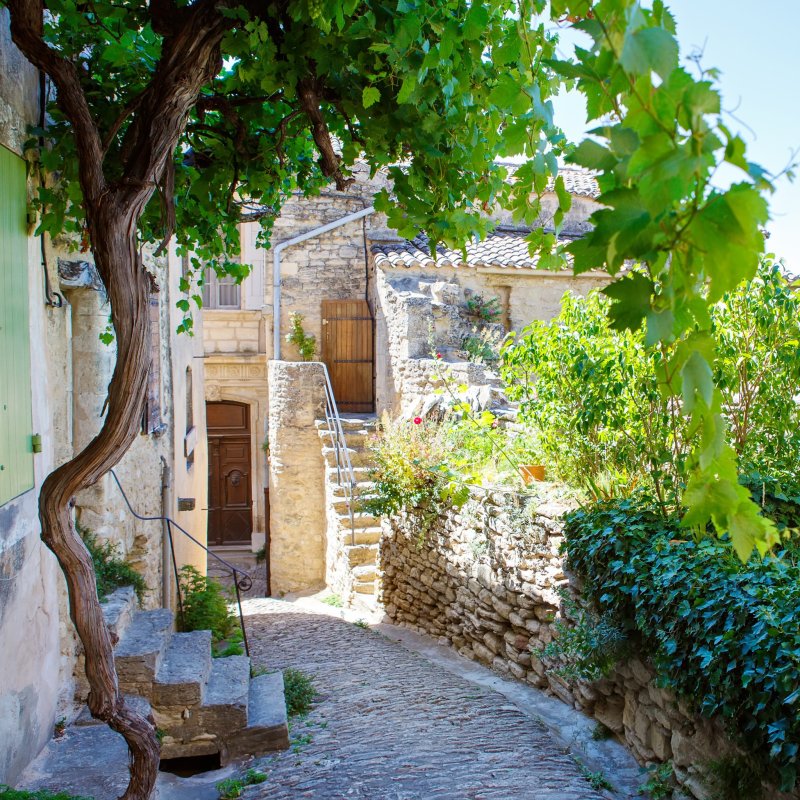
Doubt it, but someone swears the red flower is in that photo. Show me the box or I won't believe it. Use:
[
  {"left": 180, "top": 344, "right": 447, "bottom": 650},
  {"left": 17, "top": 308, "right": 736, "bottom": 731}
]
[
  {"left": 435, "top": 352, "right": 442, "bottom": 359},
  {"left": 413, "top": 416, "right": 422, "bottom": 425}
]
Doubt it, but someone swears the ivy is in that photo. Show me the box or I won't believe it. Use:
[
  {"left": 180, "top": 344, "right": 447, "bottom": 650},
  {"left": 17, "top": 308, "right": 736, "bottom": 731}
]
[{"left": 564, "top": 500, "right": 800, "bottom": 790}]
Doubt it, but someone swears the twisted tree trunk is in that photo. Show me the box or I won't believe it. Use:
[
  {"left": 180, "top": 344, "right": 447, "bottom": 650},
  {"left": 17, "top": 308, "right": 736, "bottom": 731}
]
[{"left": 7, "top": 2, "right": 231, "bottom": 797}]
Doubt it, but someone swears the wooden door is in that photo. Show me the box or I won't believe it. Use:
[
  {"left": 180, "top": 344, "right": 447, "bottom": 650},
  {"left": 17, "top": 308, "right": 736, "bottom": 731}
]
[
  {"left": 207, "top": 402, "right": 253, "bottom": 546},
  {"left": 321, "top": 299, "right": 374, "bottom": 413}
]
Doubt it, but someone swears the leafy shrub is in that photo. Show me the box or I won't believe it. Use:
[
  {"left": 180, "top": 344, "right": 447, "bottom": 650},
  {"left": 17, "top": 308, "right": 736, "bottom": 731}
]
[
  {"left": 705, "top": 755, "right": 765, "bottom": 800},
  {"left": 564, "top": 499, "right": 800, "bottom": 790},
  {"left": 639, "top": 762, "right": 676, "bottom": 800},
  {"left": 79, "top": 525, "right": 147, "bottom": 604},
  {"left": 282, "top": 668, "right": 317, "bottom": 717},
  {"left": 541, "top": 598, "right": 629, "bottom": 682},
  {"left": 364, "top": 413, "right": 468, "bottom": 524},
  {"left": 284, "top": 311, "right": 316, "bottom": 361},
  {"left": 500, "top": 260, "right": 800, "bottom": 513},
  {"left": 178, "top": 566, "right": 241, "bottom": 651},
  {"left": 464, "top": 292, "right": 501, "bottom": 323},
  {"left": 461, "top": 326, "right": 503, "bottom": 365}
]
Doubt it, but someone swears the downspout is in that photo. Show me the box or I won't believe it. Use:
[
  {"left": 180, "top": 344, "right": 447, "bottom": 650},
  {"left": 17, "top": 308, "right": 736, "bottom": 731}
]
[
  {"left": 272, "top": 205, "right": 375, "bottom": 359},
  {"left": 160, "top": 456, "right": 172, "bottom": 609}
]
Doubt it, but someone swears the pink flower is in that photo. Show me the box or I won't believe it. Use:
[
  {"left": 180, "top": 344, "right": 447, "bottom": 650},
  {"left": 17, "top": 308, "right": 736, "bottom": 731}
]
[{"left": 413, "top": 416, "right": 422, "bottom": 425}]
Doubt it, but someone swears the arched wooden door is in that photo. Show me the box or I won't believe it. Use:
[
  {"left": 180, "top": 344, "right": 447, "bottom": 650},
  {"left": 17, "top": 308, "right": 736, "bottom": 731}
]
[{"left": 207, "top": 401, "right": 253, "bottom": 546}]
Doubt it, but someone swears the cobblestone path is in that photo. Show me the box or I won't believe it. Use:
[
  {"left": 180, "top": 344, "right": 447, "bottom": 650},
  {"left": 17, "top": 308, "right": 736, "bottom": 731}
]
[{"left": 244, "top": 598, "right": 614, "bottom": 800}]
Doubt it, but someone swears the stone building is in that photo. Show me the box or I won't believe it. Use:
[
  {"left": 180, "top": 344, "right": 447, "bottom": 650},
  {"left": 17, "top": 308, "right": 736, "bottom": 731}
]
[
  {"left": 198, "top": 162, "right": 606, "bottom": 599},
  {"left": 0, "top": 11, "right": 208, "bottom": 784}
]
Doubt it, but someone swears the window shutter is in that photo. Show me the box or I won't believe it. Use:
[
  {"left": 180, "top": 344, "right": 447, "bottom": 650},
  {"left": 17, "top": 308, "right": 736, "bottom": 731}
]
[{"left": 0, "top": 145, "right": 34, "bottom": 505}]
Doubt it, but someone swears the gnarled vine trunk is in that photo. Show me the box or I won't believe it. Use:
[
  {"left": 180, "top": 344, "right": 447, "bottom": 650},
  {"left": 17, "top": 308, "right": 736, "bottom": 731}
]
[{"left": 7, "top": 2, "right": 231, "bottom": 797}]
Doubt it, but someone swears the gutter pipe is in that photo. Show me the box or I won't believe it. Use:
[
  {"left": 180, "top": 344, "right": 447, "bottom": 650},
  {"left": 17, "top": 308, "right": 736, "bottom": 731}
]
[{"left": 272, "top": 205, "right": 375, "bottom": 359}]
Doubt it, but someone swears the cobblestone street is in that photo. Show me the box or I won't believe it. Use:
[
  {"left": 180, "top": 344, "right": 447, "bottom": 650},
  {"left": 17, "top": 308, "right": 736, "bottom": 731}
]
[{"left": 243, "top": 598, "right": 629, "bottom": 800}]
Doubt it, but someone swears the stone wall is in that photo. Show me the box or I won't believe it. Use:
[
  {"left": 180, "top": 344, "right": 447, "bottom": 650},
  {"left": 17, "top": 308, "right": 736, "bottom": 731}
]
[
  {"left": 378, "top": 489, "right": 789, "bottom": 800},
  {"left": 267, "top": 361, "right": 327, "bottom": 593}
]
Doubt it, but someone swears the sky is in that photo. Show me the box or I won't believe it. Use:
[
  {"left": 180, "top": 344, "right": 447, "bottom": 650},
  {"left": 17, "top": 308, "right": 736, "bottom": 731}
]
[{"left": 550, "top": 1, "right": 800, "bottom": 271}]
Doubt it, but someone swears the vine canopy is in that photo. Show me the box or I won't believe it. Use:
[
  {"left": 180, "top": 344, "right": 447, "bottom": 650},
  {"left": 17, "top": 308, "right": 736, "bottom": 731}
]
[{"left": 14, "top": 0, "right": 789, "bottom": 558}]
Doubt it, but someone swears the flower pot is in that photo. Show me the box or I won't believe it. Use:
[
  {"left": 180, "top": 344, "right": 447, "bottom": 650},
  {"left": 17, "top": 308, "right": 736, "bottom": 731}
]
[{"left": 519, "top": 464, "right": 545, "bottom": 484}]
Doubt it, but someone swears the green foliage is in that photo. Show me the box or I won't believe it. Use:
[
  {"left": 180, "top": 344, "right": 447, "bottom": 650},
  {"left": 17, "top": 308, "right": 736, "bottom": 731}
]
[
  {"left": 364, "top": 413, "right": 469, "bottom": 525},
  {"left": 705, "top": 755, "right": 765, "bottom": 800},
  {"left": 501, "top": 261, "right": 800, "bottom": 554},
  {"left": 177, "top": 566, "right": 241, "bottom": 651},
  {"left": 574, "top": 759, "right": 614, "bottom": 792},
  {"left": 0, "top": 788, "right": 91, "bottom": 800},
  {"left": 79, "top": 525, "right": 146, "bottom": 604},
  {"left": 216, "top": 770, "right": 267, "bottom": 800},
  {"left": 639, "top": 761, "right": 676, "bottom": 800},
  {"left": 590, "top": 722, "right": 613, "bottom": 742},
  {"left": 541, "top": 597, "right": 629, "bottom": 682},
  {"left": 564, "top": 500, "right": 800, "bottom": 790},
  {"left": 16, "top": 0, "right": 784, "bottom": 555},
  {"left": 461, "top": 326, "right": 503, "bottom": 366},
  {"left": 284, "top": 312, "right": 317, "bottom": 362},
  {"left": 321, "top": 594, "right": 343, "bottom": 608},
  {"left": 282, "top": 668, "right": 317, "bottom": 717},
  {"left": 464, "top": 293, "right": 502, "bottom": 324}
]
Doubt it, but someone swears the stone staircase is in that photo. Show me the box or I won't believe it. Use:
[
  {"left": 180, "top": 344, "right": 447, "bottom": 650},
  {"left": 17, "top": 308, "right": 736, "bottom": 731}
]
[
  {"left": 317, "top": 414, "right": 381, "bottom": 605},
  {"left": 81, "top": 586, "right": 289, "bottom": 763}
]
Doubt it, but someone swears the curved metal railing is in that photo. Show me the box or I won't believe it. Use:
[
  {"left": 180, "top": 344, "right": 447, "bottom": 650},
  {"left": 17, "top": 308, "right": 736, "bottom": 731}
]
[{"left": 109, "top": 469, "right": 253, "bottom": 657}]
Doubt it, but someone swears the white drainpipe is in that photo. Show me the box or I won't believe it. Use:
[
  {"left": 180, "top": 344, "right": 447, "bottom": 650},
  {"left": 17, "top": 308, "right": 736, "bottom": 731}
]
[{"left": 272, "top": 205, "right": 375, "bottom": 359}]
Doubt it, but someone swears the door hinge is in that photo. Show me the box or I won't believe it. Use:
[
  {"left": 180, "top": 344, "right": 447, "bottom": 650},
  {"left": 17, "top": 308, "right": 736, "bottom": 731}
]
[{"left": 31, "top": 433, "right": 42, "bottom": 454}]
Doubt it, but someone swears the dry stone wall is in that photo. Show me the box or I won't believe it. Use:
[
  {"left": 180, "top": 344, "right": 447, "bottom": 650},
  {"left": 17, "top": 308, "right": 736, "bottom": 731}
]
[{"left": 379, "top": 489, "right": 782, "bottom": 800}]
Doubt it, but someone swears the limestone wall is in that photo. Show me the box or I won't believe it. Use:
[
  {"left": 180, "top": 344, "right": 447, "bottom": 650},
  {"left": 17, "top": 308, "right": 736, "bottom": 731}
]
[
  {"left": 0, "top": 14, "right": 65, "bottom": 782},
  {"left": 267, "top": 361, "right": 327, "bottom": 593},
  {"left": 379, "top": 489, "right": 785, "bottom": 800}
]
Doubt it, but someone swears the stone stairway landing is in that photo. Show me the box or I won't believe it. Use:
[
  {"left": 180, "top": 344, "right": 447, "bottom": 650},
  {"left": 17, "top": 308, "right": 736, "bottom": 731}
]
[{"left": 316, "top": 414, "right": 381, "bottom": 605}]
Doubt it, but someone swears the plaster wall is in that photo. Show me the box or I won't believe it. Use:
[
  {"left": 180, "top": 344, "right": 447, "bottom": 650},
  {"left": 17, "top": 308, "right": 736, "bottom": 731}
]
[{"left": 0, "top": 15, "right": 64, "bottom": 780}]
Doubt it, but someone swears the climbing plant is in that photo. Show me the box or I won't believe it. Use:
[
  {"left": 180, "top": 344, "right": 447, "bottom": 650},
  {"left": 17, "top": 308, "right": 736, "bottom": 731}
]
[{"left": 1, "top": 0, "right": 784, "bottom": 796}]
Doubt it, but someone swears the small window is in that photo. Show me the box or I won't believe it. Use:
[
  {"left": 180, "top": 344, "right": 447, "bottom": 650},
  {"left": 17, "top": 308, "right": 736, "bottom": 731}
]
[{"left": 202, "top": 267, "right": 241, "bottom": 310}]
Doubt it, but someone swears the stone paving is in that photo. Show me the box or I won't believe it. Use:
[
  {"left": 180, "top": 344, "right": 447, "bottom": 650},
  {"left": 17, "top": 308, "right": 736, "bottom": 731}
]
[{"left": 242, "top": 597, "right": 628, "bottom": 800}]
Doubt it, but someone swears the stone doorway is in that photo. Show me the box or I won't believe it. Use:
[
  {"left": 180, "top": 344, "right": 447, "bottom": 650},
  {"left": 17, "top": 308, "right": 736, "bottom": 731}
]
[{"left": 207, "top": 401, "right": 253, "bottom": 546}]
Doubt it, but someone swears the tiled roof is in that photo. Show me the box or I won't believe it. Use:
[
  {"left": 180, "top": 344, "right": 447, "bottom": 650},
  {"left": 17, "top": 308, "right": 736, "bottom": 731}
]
[
  {"left": 372, "top": 230, "right": 575, "bottom": 271},
  {"left": 498, "top": 164, "right": 600, "bottom": 198}
]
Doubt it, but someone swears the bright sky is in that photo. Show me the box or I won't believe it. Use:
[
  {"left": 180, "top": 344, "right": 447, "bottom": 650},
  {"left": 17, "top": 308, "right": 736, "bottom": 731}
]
[{"left": 550, "top": 1, "right": 800, "bottom": 271}]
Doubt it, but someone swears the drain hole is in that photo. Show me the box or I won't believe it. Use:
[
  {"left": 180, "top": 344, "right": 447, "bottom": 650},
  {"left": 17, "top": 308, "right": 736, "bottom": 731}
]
[{"left": 159, "top": 752, "right": 221, "bottom": 776}]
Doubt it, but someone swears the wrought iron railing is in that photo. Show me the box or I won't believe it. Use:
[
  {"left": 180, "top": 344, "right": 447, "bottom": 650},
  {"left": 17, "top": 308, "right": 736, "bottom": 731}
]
[
  {"left": 109, "top": 469, "right": 253, "bottom": 657},
  {"left": 319, "top": 363, "right": 358, "bottom": 545}
]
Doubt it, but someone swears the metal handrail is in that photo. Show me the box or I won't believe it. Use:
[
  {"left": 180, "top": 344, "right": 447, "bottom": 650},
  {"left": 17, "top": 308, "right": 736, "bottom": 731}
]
[
  {"left": 319, "top": 363, "right": 358, "bottom": 545},
  {"left": 109, "top": 469, "right": 253, "bottom": 658}
]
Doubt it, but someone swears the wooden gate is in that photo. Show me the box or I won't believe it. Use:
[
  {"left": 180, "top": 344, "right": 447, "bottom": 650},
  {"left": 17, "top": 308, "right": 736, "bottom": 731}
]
[
  {"left": 207, "top": 401, "right": 253, "bottom": 546},
  {"left": 321, "top": 299, "right": 374, "bottom": 413}
]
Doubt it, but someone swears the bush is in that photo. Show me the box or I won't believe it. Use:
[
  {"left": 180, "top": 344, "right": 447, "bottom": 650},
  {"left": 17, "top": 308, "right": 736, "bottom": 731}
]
[
  {"left": 282, "top": 668, "right": 317, "bottom": 717},
  {"left": 178, "top": 566, "right": 241, "bottom": 651},
  {"left": 364, "top": 413, "right": 468, "bottom": 524},
  {"left": 464, "top": 292, "right": 501, "bottom": 323},
  {"left": 500, "top": 259, "right": 800, "bottom": 510},
  {"left": 564, "top": 499, "right": 800, "bottom": 791},
  {"left": 284, "top": 311, "right": 316, "bottom": 361},
  {"left": 79, "top": 525, "right": 147, "bottom": 604}
]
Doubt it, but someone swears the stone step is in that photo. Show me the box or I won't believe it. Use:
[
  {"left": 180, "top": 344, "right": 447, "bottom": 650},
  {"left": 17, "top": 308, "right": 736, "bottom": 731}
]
[
  {"left": 346, "top": 544, "right": 379, "bottom": 568},
  {"left": 338, "top": 526, "right": 382, "bottom": 545},
  {"left": 101, "top": 586, "right": 138, "bottom": 645},
  {"left": 226, "top": 672, "right": 289, "bottom": 759},
  {"left": 354, "top": 580, "right": 377, "bottom": 595},
  {"left": 331, "top": 496, "right": 377, "bottom": 516},
  {"left": 316, "top": 416, "right": 378, "bottom": 432},
  {"left": 352, "top": 564, "right": 377, "bottom": 583},
  {"left": 199, "top": 655, "right": 250, "bottom": 731},
  {"left": 329, "top": 480, "right": 376, "bottom": 496},
  {"left": 152, "top": 630, "right": 213, "bottom": 707},
  {"left": 327, "top": 465, "right": 372, "bottom": 481},
  {"left": 321, "top": 445, "right": 371, "bottom": 468},
  {"left": 114, "top": 608, "right": 174, "bottom": 696}
]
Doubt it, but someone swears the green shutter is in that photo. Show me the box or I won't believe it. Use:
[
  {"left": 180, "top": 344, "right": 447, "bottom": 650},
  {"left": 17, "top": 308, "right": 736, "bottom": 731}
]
[{"left": 0, "top": 144, "right": 34, "bottom": 505}]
